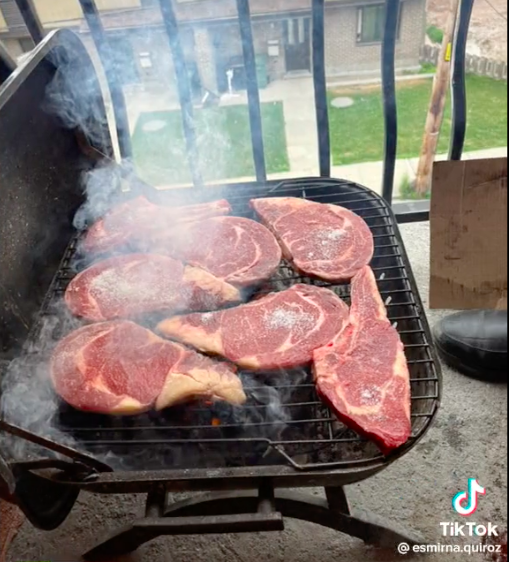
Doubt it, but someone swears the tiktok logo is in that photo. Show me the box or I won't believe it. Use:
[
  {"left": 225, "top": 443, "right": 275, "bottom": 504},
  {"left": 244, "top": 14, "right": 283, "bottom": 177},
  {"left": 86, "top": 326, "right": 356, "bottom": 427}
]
[{"left": 453, "top": 479, "right": 486, "bottom": 517}]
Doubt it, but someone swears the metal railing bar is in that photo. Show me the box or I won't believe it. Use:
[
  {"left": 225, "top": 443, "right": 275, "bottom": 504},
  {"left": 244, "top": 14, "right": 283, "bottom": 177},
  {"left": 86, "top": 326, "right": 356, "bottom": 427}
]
[
  {"left": 449, "top": 0, "right": 474, "bottom": 161},
  {"left": 312, "top": 0, "right": 331, "bottom": 177},
  {"left": 13, "top": 0, "right": 44, "bottom": 44},
  {"left": 381, "top": 0, "right": 400, "bottom": 205},
  {"left": 393, "top": 200, "right": 431, "bottom": 224},
  {"left": 158, "top": 0, "right": 203, "bottom": 188},
  {"left": 77, "top": 0, "right": 132, "bottom": 161},
  {"left": 236, "top": 0, "right": 267, "bottom": 182}
]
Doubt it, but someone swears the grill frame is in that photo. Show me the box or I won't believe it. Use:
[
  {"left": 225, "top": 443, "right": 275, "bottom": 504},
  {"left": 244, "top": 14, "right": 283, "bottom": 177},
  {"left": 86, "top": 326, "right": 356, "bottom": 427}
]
[{"left": 3, "top": 176, "right": 442, "bottom": 493}]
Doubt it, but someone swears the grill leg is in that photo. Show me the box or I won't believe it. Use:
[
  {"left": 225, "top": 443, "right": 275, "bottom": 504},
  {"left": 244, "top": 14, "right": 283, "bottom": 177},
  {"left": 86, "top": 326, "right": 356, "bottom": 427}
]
[
  {"left": 83, "top": 487, "right": 284, "bottom": 561},
  {"left": 84, "top": 487, "right": 168, "bottom": 560},
  {"left": 325, "top": 486, "right": 351, "bottom": 514},
  {"left": 83, "top": 489, "right": 427, "bottom": 560}
]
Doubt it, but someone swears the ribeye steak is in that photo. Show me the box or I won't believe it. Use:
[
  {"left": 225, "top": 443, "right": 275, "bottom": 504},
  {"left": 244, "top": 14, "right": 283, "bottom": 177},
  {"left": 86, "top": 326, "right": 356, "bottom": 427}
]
[
  {"left": 251, "top": 197, "right": 374, "bottom": 281},
  {"left": 313, "top": 266, "right": 411, "bottom": 454},
  {"left": 50, "top": 321, "right": 246, "bottom": 415},
  {"left": 166, "top": 217, "right": 282, "bottom": 287},
  {"left": 83, "top": 197, "right": 231, "bottom": 256},
  {"left": 65, "top": 254, "right": 242, "bottom": 322},
  {"left": 158, "top": 284, "right": 349, "bottom": 370}
]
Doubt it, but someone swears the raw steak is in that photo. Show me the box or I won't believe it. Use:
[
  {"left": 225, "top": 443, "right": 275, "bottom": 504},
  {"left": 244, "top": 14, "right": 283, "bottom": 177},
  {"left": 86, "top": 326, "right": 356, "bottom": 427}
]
[
  {"left": 65, "top": 254, "right": 242, "bottom": 322},
  {"left": 50, "top": 321, "right": 246, "bottom": 415},
  {"left": 166, "top": 217, "right": 282, "bottom": 287},
  {"left": 157, "top": 284, "right": 349, "bottom": 370},
  {"left": 313, "top": 266, "right": 411, "bottom": 454},
  {"left": 83, "top": 197, "right": 231, "bottom": 256},
  {"left": 251, "top": 197, "right": 374, "bottom": 282}
]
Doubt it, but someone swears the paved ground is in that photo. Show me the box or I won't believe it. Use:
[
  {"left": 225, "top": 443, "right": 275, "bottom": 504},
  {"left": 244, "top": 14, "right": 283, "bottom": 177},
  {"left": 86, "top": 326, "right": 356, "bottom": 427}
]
[
  {"left": 123, "top": 77, "right": 507, "bottom": 196},
  {"left": 7, "top": 222, "right": 507, "bottom": 562}
]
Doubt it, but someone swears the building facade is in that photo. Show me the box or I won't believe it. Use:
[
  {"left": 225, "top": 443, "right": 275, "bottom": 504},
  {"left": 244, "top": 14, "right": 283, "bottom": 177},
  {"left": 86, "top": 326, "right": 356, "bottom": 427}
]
[{"left": 1, "top": 0, "right": 426, "bottom": 94}]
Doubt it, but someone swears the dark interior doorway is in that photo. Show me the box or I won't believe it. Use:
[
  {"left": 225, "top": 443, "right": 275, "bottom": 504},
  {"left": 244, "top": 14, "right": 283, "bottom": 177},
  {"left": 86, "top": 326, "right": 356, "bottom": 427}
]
[{"left": 283, "top": 17, "right": 311, "bottom": 73}]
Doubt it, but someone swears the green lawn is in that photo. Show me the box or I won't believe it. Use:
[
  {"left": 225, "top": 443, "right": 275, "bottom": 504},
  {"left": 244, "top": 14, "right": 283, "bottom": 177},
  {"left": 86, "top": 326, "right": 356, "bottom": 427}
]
[
  {"left": 328, "top": 74, "right": 508, "bottom": 166},
  {"left": 132, "top": 102, "right": 290, "bottom": 186}
]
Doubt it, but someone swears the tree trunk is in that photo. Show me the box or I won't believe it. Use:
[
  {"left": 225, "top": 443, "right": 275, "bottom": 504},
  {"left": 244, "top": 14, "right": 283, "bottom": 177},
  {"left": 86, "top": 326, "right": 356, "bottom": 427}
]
[{"left": 414, "top": 0, "right": 461, "bottom": 196}]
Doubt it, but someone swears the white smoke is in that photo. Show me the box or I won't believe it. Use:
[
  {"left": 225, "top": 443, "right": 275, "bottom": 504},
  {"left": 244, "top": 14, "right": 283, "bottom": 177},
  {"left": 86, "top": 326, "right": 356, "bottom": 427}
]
[{"left": 0, "top": 12, "right": 311, "bottom": 472}]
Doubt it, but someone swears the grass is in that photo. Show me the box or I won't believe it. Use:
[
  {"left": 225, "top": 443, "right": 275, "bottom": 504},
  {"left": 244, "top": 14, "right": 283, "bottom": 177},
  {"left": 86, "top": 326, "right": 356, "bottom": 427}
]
[
  {"left": 132, "top": 102, "right": 289, "bottom": 186},
  {"left": 328, "top": 74, "right": 508, "bottom": 167}
]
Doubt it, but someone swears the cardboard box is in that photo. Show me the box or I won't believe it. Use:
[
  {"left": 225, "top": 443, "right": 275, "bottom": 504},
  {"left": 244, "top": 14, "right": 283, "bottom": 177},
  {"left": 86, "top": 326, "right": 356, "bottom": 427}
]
[{"left": 430, "top": 157, "right": 508, "bottom": 310}]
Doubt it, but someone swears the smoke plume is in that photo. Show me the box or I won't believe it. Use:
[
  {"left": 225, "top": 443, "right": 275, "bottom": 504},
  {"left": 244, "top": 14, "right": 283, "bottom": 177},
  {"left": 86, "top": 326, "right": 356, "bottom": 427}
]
[{"left": 0, "top": 17, "right": 308, "bottom": 473}]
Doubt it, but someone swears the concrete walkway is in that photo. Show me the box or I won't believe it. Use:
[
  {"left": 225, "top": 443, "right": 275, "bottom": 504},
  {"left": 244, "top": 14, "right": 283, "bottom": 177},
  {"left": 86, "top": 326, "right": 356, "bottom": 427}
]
[
  {"left": 331, "top": 146, "right": 508, "bottom": 196},
  {"left": 176, "top": 146, "right": 507, "bottom": 197},
  {"left": 122, "top": 77, "right": 507, "bottom": 196}
]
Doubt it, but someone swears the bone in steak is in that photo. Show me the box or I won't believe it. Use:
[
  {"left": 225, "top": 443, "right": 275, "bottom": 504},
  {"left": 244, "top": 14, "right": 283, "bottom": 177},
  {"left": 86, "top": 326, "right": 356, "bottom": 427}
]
[
  {"left": 50, "top": 321, "right": 246, "bottom": 415},
  {"left": 251, "top": 197, "right": 374, "bottom": 282},
  {"left": 157, "top": 284, "right": 349, "bottom": 370},
  {"left": 166, "top": 217, "right": 282, "bottom": 287},
  {"left": 65, "top": 254, "right": 242, "bottom": 322},
  {"left": 83, "top": 197, "right": 231, "bottom": 256},
  {"left": 313, "top": 266, "right": 411, "bottom": 454}
]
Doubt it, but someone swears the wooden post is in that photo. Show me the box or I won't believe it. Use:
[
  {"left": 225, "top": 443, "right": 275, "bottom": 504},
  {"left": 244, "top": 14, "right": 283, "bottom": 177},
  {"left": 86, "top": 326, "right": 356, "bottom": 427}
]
[{"left": 414, "top": 0, "right": 461, "bottom": 196}]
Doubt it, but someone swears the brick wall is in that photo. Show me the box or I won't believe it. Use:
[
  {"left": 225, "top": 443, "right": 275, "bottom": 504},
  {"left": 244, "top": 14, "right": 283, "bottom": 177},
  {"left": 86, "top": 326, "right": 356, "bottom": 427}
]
[
  {"left": 325, "top": 0, "right": 425, "bottom": 76},
  {"left": 129, "top": 29, "right": 176, "bottom": 86},
  {"left": 193, "top": 20, "right": 287, "bottom": 92},
  {"left": 253, "top": 20, "right": 287, "bottom": 80},
  {"left": 194, "top": 26, "right": 216, "bottom": 91}
]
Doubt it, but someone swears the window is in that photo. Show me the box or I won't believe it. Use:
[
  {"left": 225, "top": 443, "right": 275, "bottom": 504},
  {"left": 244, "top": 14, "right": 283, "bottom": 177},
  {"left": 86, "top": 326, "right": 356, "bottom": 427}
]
[{"left": 357, "top": 3, "right": 403, "bottom": 44}]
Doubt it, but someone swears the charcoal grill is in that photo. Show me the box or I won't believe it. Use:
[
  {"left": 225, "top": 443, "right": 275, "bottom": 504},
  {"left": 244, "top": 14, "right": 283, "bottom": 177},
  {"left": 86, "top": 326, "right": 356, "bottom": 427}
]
[{"left": 0, "top": 29, "right": 441, "bottom": 560}]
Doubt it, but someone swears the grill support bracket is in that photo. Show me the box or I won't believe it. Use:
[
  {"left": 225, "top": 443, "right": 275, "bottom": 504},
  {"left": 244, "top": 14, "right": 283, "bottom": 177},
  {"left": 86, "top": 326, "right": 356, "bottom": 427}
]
[{"left": 83, "top": 488, "right": 427, "bottom": 561}]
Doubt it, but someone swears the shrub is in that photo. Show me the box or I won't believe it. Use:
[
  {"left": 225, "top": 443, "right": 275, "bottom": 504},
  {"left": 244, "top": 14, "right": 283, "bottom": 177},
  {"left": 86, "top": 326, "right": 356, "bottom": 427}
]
[
  {"left": 399, "top": 174, "right": 431, "bottom": 200},
  {"left": 427, "top": 25, "right": 444, "bottom": 45}
]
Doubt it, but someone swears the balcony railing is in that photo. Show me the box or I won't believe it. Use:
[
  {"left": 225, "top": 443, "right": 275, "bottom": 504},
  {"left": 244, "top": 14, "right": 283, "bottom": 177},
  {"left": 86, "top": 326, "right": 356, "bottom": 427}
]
[{"left": 1, "top": 0, "right": 476, "bottom": 221}]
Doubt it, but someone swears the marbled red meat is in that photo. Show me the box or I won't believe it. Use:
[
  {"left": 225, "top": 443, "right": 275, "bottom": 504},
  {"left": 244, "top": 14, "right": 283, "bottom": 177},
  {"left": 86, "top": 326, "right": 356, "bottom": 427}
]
[
  {"left": 313, "top": 266, "right": 411, "bottom": 454},
  {"left": 251, "top": 197, "right": 374, "bottom": 282},
  {"left": 157, "top": 284, "right": 349, "bottom": 370},
  {"left": 50, "top": 321, "right": 246, "bottom": 415},
  {"left": 166, "top": 217, "right": 282, "bottom": 287},
  {"left": 65, "top": 254, "right": 242, "bottom": 322},
  {"left": 83, "top": 197, "right": 231, "bottom": 256}
]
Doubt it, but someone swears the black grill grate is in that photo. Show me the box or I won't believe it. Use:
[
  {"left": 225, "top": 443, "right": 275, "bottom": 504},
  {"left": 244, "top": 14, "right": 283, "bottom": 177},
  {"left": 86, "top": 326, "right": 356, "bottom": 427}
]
[{"left": 28, "top": 178, "right": 440, "bottom": 472}]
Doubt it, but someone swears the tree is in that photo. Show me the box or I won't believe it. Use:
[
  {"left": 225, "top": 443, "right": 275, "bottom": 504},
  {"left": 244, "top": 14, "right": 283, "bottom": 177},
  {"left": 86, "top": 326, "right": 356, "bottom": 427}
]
[{"left": 414, "top": 0, "right": 461, "bottom": 196}]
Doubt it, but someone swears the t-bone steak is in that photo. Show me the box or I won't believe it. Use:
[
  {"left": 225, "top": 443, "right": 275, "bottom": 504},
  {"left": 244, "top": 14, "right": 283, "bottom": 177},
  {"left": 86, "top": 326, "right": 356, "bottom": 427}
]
[
  {"left": 313, "top": 266, "right": 411, "bottom": 454},
  {"left": 50, "top": 321, "right": 246, "bottom": 415},
  {"left": 65, "top": 254, "right": 242, "bottom": 322},
  {"left": 157, "top": 284, "right": 349, "bottom": 370},
  {"left": 83, "top": 197, "right": 231, "bottom": 256},
  {"left": 165, "top": 217, "right": 282, "bottom": 287},
  {"left": 251, "top": 197, "right": 374, "bottom": 282}
]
